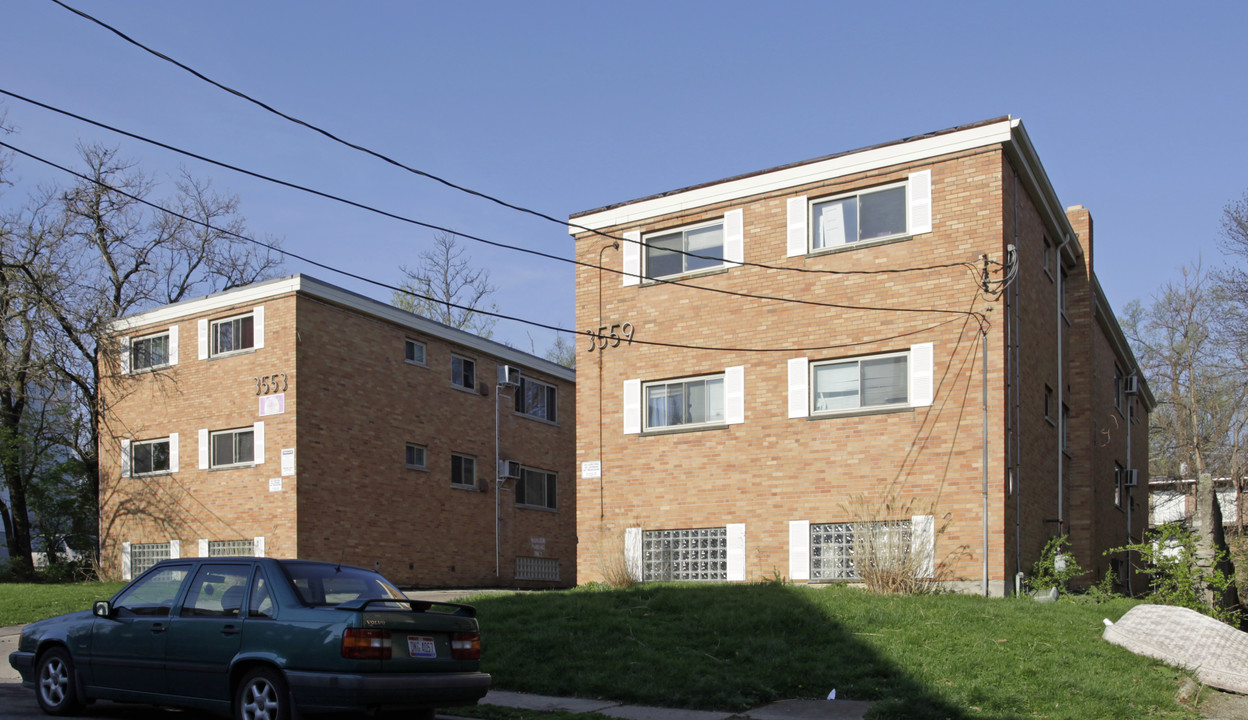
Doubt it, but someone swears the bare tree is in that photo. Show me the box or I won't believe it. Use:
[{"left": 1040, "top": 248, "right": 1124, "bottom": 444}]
[
  {"left": 0, "top": 141, "right": 283, "bottom": 571},
  {"left": 392, "top": 231, "right": 497, "bottom": 338},
  {"left": 544, "top": 334, "right": 577, "bottom": 369}
]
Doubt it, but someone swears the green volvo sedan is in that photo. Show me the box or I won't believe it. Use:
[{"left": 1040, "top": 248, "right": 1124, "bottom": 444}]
[{"left": 8, "top": 558, "right": 491, "bottom": 720}]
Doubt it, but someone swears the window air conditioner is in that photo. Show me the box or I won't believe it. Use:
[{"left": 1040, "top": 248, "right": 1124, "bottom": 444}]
[
  {"left": 498, "top": 365, "right": 521, "bottom": 387},
  {"left": 1124, "top": 469, "right": 1139, "bottom": 487},
  {"left": 498, "top": 460, "right": 522, "bottom": 479},
  {"left": 1124, "top": 375, "right": 1140, "bottom": 395}
]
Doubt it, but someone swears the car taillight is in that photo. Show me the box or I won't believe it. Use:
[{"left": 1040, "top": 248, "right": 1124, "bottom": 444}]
[
  {"left": 342, "top": 629, "right": 392, "bottom": 659},
  {"left": 451, "top": 632, "right": 481, "bottom": 660}
]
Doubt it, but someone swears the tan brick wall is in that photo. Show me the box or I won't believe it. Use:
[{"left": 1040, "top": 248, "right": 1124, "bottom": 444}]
[
  {"left": 98, "top": 286, "right": 576, "bottom": 587},
  {"left": 573, "top": 146, "right": 1147, "bottom": 593}
]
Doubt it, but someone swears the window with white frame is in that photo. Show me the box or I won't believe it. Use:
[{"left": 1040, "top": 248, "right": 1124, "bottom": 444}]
[
  {"left": 646, "top": 374, "right": 725, "bottom": 430},
  {"left": 812, "top": 352, "right": 909, "bottom": 413},
  {"left": 787, "top": 171, "right": 930, "bottom": 257},
  {"left": 789, "top": 345, "right": 931, "bottom": 419},
  {"left": 405, "top": 338, "right": 426, "bottom": 365},
  {"left": 405, "top": 443, "right": 427, "bottom": 469},
  {"left": 211, "top": 314, "right": 255, "bottom": 356},
  {"left": 131, "top": 332, "right": 172, "bottom": 372},
  {"left": 211, "top": 428, "right": 255, "bottom": 468},
  {"left": 515, "top": 376, "right": 557, "bottom": 422},
  {"left": 644, "top": 220, "right": 725, "bottom": 279},
  {"left": 451, "top": 355, "right": 476, "bottom": 390},
  {"left": 642, "top": 527, "right": 727, "bottom": 582},
  {"left": 130, "top": 542, "right": 172, "bottom": 578},
  {"left": 516, "top": 467, "right": 556, "bottom": 510},
  {"left": 810, "top": 520, "right": 912, "bottom": 581},
  {"left": 451, "top": 453, "right": 476, "bottom": 488},
  {"left": 132, "top": 438, "right": 171, "bottom": 476},
  {"left": 208, "top": 539, "right": 255, "bottom": 557},
  {"left": 812, "top": 183, "right": 907, "bottom": 250}
]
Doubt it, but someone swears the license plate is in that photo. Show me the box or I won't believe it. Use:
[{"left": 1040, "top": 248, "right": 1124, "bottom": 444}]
[{"left": 408, "top": 636, "right": 436, "bottom": 658}]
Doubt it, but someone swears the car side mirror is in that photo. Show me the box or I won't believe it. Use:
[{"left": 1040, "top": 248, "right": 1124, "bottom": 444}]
[{"left": 93, "top": 601, "right": 114, "bottom": 618}]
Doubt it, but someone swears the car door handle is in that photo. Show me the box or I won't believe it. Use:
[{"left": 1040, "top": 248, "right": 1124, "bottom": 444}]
[
  {"left": 221, "top": 625, "right": 241, "bottom": 636},
  {"left": 150, "top": 623, "right": 166, "bottom": 634}
]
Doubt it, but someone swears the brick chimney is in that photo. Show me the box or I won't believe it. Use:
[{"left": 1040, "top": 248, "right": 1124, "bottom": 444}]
[{"left": 1065, "top": 205, "right": 1093, "bottom": 273}]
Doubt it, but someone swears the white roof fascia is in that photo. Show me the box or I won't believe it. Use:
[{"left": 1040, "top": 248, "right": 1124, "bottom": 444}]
[
  {"left": 569, "top": 119, "right": 1016, "bottom": 234},
  {"left": 107, "top": 274, "right": 575, "bottom": 383}
]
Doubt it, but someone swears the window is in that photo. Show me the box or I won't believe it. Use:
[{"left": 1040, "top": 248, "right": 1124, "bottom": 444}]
[
  {"left": 515, "top": 557, "right": 559, "bottom": 581},
  {"left": 211, "top": 314, "right": 255, "bottom": 356},
  {"left": 451, "top": 355, "right": 476, "bottom": 390},
  {"left": 811, "top": 183, "right": 908, "bottom": 250},
  {"left": 208, "top": 540, "right": 254, "bottom": 557},
  {"left": 1061, "top": 403, "right": 1071, "bottom": 453},
  {"left": 1114, "top": 463, "right": 1125, "bottom": 509},
  {"left": 516, "top": 377, "right": 557, "bottom": 423},
  {"left": 644, "top": 220, "right": 724, "bottom": 279},
  {"left": 405, "top": 443, "right": 427, "bottom": 469},
  {"left": 451, "top": 454, "right": 476, "bottom": 488},
  {"left": 811, "top": 352, "right": 908, "bottom": 413},
  {"left": 128, "top": 544, "right": 174, "bottom": 580},
  {"left": 249, "top": 573, "right": 274, "bottom": 618},
  {"left": 1059, "top": 267, "right": 1068, "bottom": 317},
  {"left": 131, "top": 438, "right": 171, "bottom": 476},
  {"left": 516, "top": 467, "right": 556, "bottom": 510},
  {"left": 1044, "top": 385, "right": 1055, "bottom": 422},
  {"left": 211, "top": 428, "right": 255, "bottom": 468},
  {"left": 115, "top": 562, "right": 187, "bottom": 613},
  {"left": 810, "top": 520, "right": 912, "bottom": 581},
  {"left": 1043, "top": 236, "right": 1055, "bottom": 280},
  {"left": 131, "top": 332, "right": 171, "bottom": 371},
  {"left": 645, "top": 374, "right": 725, "bottom": 430},
  {"left": 181, "top": 564, "right": 249, "bottom": 618},
  {"left": 641, "top": 528, "right": 727, "bottom": 582},
  {"left": 405, "top": 339, "right": 426, "bottom": 365},
  {"left": 1114, "top": 365, "right": 1124, "bottom": 411}
]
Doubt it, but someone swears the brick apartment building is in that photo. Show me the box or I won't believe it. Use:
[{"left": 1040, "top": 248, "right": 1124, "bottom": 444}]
[
  {"left": 570, "top": 117, "right": 1152, "bottom": 596},
  {"left": 98, "top": 274, "right": 575, "bottom": 587}
]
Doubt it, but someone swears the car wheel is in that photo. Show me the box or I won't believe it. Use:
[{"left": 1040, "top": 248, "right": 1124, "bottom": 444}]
[
  {"left": 235, "top": 668, "right": 290, "bottom": 720},
  {"left": 35, "top": 647, "right": 83, "bottom": 716}
]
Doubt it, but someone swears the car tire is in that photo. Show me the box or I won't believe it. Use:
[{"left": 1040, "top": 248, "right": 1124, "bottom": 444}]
[
  {"left": 235, "top": 667, "right": 290, "bottom": 720},
  {"left": 35, "top": 647, "right": 84, "bottom": 716}
]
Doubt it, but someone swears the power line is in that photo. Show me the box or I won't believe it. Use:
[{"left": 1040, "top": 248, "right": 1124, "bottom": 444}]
[
  {"left": 0, "top": 88, "right": 990, "bottom": 323},
  {"left": 48, "top": 0, "right": 984, "bottom": 282},
  {"left": 1, "top": 139, "right": 985, "bottom": 353}
]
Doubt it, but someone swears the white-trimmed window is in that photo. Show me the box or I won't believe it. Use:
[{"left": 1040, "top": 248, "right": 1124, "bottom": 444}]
[
  {"left": 516, "top": 467, "right": 556, "bottom": 510},
  {"left": 451, "top": 453, "right": 476, "bottom": 488},
  {"left": 405, "top": 339, "right": 426, "bottom": 365},
  {"left": 131, "top": 438, "right": 171, "bottom": 476},
  {"left": 211, "top": 314, "right": 255, "bottom": 356},
  {"left": 1114, "top": 463, "right": 1125, "bottom": 509},
  {"left": 515, "top": 376, "right": 557, "bottom": 422},
  {"left": 451, "top": 355, "right": 476, "bottom": 390},
  {"left": 405, "top": 443, "right": 427, "bottom": 469},
  {"left": 788, "top": 345, "right": 933, "bottom": 418},
  {"left": 131, "top": 332, "right": 172, "bottom": 372},
  {"left": 812, "top": 352, "right": 909, "bottom": 413},
  {"left": 646, "top": 219, "right": 725, "bottom": 279},
  {"left": 646, "top": 375, "right": 724, "bottom": 430},
  {"left": 787, "top": 171, "right": 931, "bottom": 257},
  {"left": 211, "top": 428, "right": 255, "bottom": 468},
  {"left": 198, "top": 307, "right": 263, "bottom": 360}
]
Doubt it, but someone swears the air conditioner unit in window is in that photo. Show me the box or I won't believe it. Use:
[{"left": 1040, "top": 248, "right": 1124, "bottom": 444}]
[
  {"left": 1123, "top": 469, "right": 1140, "bottom": 487},
  {"left": 1124, "top": 375, "right": 1140, "bottom": 395},
  {"left": 498, "top": 365, "right": 520, "bottom": 387},
  {"left": 498, "top": 459, "right": 522, "bottom": 480}
]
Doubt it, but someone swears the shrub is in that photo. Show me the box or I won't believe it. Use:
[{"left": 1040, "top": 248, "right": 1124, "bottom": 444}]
[
  {"left": 1029, "top": 535, "right": 1083, "bottom": 594},
  {"left": 1111, "top": 522, "right": 1240, "bottom": 626}
]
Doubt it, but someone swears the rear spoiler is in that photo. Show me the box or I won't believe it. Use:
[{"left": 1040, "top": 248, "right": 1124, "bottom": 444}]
[{"left": 334, "top": 597, "right": 477, "bottom": 617}]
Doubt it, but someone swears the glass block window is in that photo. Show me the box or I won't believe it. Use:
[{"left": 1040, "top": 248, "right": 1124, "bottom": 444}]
[
  {"left": 811, "top": 521, "right": 912, "bottom": 581},
  {"left": 131, "top": 542, "right": 172, "bottom": 577},
  {"left": 208, "top": 540, "right": 255, "bottom": 557},
  {"left": 641, "top": 527, "right": 727, "bottom": 582},
  {"left": 515, "top": 557, "right": 559, "bottom": 581}
]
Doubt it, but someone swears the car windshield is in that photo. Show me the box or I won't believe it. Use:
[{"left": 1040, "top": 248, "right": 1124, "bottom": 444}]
[{"left": 282, "top": 562, "right": 407, "bottom": 607}]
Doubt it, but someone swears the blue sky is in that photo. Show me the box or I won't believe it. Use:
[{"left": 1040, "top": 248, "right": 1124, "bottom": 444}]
[{"left": 2, "top": 1, "right": 1246, "bottom": 353}]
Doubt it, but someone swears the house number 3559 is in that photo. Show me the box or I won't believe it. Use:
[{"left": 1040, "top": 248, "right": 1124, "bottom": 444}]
[
  {"left": 585, "top": 322, "right": 634, "bottom": 352},
  {"left": 254, "top": 373, "right": 288, "bottom": 395}
]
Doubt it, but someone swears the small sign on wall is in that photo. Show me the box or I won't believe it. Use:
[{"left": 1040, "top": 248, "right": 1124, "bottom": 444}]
[
  {"left": 269, "top": 477, "right": 282, "bottom": 492},
  {"left": 530, "top": 537, "right": 546, "bottom": 556},
  {"left": 259, "top": 394, "right": 286, "bottom": 416},
  {"left": 281, "top": 448, "right": 295, "bottom": 476},
  {"left": 581, "top": 461, "right": 601, "bottom": 479}
]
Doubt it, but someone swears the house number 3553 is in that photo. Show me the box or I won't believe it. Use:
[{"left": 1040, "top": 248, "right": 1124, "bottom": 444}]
[
  {"left": 254, "top": 373, "right": 288, "bottom": 395},
  {"left": 585, "top": 322, "right": 634, "bottom": 352}
]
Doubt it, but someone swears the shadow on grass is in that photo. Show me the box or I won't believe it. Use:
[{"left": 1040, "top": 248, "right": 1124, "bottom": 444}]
[{"left": 469, "top": 583, "right": 1001, "bottom": 720}]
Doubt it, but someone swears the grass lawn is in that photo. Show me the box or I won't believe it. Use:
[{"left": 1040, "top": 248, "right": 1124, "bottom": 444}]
[
  {"left": 0, "top": 582, "right": 126, "bottom": 626},
  {"left": 457, "top": 583, "right": 1192, "bottom": 720}
]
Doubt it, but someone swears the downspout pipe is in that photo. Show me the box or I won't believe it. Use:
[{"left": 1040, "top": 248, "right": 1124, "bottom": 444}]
[{"left": 1055, "top": 232, "right": 1073, "bottom": 536}]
